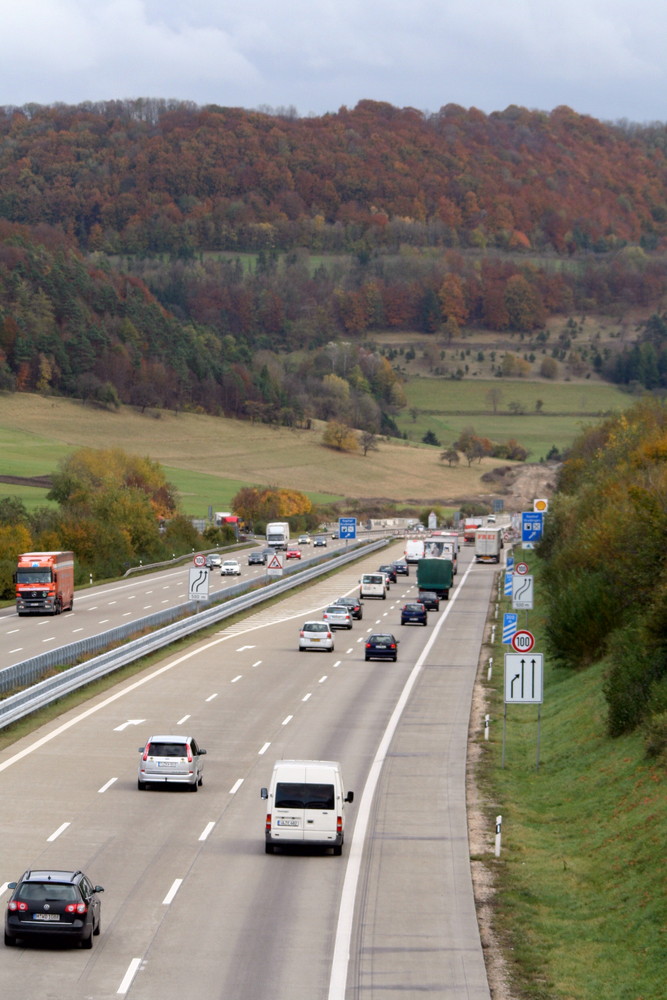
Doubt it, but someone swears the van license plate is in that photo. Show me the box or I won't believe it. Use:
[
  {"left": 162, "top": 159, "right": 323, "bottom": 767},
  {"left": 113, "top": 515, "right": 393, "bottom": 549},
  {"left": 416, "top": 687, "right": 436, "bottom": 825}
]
[{"left": 277, "top": 819, "right": 299, "bottom": 827}]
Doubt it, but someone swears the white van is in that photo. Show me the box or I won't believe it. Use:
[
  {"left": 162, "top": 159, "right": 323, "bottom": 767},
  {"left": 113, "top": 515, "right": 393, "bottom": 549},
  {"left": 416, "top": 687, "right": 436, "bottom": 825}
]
[
  {"left": 261, "top": 760, "right": 354, "bottom": 855},
  {"left": 359, "top": 572, "right": 387, "bottom": 599},
  {"left": 404, "top": 539, "right": 425, "bottom": 563}
]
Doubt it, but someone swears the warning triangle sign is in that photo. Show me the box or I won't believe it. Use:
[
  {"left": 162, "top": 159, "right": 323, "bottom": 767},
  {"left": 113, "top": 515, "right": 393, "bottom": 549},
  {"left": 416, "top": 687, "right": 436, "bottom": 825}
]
[{"left": 267, "top": 555, "right": 283, "bottom": 570}]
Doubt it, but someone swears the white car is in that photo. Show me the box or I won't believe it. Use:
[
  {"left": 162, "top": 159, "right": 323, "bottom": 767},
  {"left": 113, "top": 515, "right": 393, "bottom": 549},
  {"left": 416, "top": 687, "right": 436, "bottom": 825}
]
[
  {"left": 298, "top": 621, "right": 335, "bottom": 652},
  {"left": 322, "top": 604, "right": 353, "bottom": 630},
  {"left": 297, "top": 534, "right": 312, "bottom": 545},
  {"left": 220, "top": 559, "right": 241, "bottom": 576}
]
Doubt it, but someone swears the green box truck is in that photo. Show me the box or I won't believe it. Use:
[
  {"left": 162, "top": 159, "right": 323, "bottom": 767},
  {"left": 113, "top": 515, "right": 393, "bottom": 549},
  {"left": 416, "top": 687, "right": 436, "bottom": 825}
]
[{"left": 416, "top": 558, "right": 454, "bottom": 599}]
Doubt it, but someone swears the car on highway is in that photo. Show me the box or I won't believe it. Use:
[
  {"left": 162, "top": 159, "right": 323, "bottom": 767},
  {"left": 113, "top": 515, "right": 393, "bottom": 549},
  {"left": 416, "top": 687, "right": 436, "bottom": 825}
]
[
  {"left": 393, "top": 559, "right": 409, "bottom": 576},
  {"left": 322, "top": 604, "right": 353, "bottom": 629},
  {"left": 285, "top": 547, "right": 302, "bottom": 560},
  {"left": 5, "top": 868, "right": 104, "bottom": 948},
  {"left": 248, "top": 550, "right": 266, "bottom": 565},
  {"left": 313, "top": 536, "right": 327, "bottom": 547},
  {"left": 297, "top": 534, "right": 312, "bottom": 545},
  {"left": 378, "top": 564, "right": 397, "bottom": 584},
  {"left": 333, "top": 595, "right": 363, "bottom": 620},
  {"left": 401, "top": 602, "right": 428, "bottom": 626},
  {"left": 487, "top": 514, "right": 497, "bottom": 523},
  {"left": 138, "top": 735, "right": 207, "bottom": 791},
  {"left": 221, "top": 559, "right": 241, "bottom": 575},
  {"left": 206, "top": 553, "right": 222, "bottom": 569},
  {"left": 298, "top": 621, "right": 334, "bottom": 652},
  {"left": 364, "top": 633, "right": 399, "bottom": 661},
  {"left": 417, "top": 589, "right": 440, "bottom": 611}
]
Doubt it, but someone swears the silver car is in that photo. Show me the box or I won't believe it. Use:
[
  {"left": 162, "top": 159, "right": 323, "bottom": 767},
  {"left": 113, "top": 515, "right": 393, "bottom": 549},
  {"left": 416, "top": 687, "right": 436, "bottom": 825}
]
[
  {"left": 221, "top": 559, "right": 241, "bottom": 575},
  {"left": 322, "top": 604, "right": 353, "bottom": 630},
  {"left": 299, "top": 620, "right": 335, "bottom": 652},
  {"left": 138, "top": 735, "right": 207, "bottom": 791}
]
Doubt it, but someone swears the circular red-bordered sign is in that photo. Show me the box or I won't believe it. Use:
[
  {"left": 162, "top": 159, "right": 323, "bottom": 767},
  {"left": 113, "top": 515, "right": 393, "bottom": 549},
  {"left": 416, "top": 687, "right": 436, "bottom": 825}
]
[
  {"left": 193, "top": 554, "right": 207, "bottom": 567},
  {"left": 511, "top": 629, "right": 535, "bottom": 653},
  {"left": 515, "top": 562, "right": 529, "bottom": 575}
]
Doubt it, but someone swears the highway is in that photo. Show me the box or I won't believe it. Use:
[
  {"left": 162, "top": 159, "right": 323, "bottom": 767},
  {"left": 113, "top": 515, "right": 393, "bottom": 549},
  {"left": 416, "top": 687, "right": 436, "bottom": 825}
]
[
  {"left": 0, "top": 540, "right": 349, "bottom": 670},
  {"left": 0, "top": 542, "right": 494, "bottom": 1000}
]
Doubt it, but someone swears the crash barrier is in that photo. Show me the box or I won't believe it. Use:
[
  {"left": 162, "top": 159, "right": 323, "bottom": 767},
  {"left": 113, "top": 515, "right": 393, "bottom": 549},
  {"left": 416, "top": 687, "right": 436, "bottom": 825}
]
[{"left": 0, "top": 538, "right": 388, "bottom": 730}]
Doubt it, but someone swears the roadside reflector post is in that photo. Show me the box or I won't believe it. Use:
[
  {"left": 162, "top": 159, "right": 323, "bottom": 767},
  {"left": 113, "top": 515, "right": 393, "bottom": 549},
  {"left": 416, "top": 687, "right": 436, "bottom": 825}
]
[
  {"left": 89, "top": 574, "right": 93, "bottom": 586},
  {"left": 484, "top": 714, "right": 490, "bottom": 740},
  {"left": 491, "top": 626, "right": 496, "bottom": 644},
  {"left": 495, "top": 815, "right": 502, "bottom": 857},
  {"left": 488, "top": 657, "right": 493, "bottom": 680},
  {"left": 494, "top": 603, "right": 499, "bottom": 618}
]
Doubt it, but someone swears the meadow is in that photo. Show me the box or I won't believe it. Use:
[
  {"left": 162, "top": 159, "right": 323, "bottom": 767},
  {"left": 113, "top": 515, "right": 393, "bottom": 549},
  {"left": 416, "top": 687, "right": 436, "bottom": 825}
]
[{"left": 0, "top": 380, "right": 635, "bottom": 516}]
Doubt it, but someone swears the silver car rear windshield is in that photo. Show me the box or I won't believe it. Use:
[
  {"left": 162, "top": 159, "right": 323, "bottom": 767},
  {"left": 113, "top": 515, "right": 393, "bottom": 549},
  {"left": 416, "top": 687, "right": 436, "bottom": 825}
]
[{"left": 148, "top": 742, "right": 187, "bottom": 757}]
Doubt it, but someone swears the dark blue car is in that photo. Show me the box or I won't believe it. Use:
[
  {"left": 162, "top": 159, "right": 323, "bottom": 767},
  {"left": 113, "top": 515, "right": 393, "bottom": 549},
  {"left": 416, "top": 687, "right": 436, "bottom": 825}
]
[{"left": 401, "top": 602, "right": 428, "bottom": 626}]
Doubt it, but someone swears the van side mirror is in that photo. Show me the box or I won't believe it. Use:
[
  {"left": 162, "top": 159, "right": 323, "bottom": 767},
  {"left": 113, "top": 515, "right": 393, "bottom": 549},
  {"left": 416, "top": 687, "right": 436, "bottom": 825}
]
[
  {"left": 260, "top": 787, "right": 268, "bottom": 799},
  {"left": 345, "top": 791, "right": 354, "bottom": 803}
]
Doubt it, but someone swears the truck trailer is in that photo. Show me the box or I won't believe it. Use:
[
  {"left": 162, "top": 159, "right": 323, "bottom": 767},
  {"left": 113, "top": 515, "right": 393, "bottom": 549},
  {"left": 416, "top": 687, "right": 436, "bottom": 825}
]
[
  {"left": 15, "top": 551, "right": 75, "bottom": 616},
  {"left": 266, "top": 522, "right": 290, "bottom": 550},
  {"left": 416, "top": 558, "right": 454, "bottom": 599},
  {"left": 474, "top": 527, "right": 504, "bottom": 563}
]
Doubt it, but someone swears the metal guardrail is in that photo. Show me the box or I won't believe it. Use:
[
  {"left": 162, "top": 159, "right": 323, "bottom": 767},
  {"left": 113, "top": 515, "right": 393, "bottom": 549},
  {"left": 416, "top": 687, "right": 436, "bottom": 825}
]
[{"left": 0, "top": 538, "right": 389, "bottom": 730}]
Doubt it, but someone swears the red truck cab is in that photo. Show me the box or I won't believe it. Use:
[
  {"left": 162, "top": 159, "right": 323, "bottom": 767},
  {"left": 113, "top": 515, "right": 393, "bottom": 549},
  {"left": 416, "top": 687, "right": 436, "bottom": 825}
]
[{"left": 15, "top": 551, "right": 75, "bottom": 616}]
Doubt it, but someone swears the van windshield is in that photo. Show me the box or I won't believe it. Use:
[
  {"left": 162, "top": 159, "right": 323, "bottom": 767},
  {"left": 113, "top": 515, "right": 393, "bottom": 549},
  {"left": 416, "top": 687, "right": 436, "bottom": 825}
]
[{"left": 275, "top": 782, "right": 335, "bottom": 809}]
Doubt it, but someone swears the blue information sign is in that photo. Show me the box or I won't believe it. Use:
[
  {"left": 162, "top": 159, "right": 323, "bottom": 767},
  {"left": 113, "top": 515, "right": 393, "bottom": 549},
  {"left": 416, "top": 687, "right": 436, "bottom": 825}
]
[
  {"left": 338, "top": 517, "right": 357, "bottom": 539},
  {"left": 521, "top": 511, "right": 544, "bottom": 548}
]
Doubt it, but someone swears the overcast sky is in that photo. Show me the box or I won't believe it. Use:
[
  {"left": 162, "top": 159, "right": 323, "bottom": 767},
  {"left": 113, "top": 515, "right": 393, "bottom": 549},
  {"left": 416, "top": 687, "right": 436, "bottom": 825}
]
[{"left": 2, "top": 0, "right": 665, "bottom": 124}]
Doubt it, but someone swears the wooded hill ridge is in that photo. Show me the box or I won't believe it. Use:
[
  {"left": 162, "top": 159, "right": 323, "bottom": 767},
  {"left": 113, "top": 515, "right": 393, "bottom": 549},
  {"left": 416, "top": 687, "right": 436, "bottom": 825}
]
[{"left": 2, "top": 99, "right": 667, "bottom": 421}]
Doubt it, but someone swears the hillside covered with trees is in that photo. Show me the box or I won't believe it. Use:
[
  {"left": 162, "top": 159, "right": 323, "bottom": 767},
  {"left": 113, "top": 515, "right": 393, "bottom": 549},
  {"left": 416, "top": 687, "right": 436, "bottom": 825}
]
[{"left": 2, "top": 99, "right": 667, "bottom": 421}]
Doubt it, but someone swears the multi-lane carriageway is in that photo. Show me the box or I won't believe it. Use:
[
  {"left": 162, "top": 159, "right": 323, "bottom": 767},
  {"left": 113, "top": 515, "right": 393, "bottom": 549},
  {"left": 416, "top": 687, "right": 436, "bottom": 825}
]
[{"left": 0, "top": 542, "right": 495, "bottom": 1000}]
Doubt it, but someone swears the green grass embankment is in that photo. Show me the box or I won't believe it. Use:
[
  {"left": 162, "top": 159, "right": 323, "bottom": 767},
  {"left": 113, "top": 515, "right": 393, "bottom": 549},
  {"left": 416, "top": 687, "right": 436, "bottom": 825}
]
[{"left": 477, "top": 555, "right": 666, "bottom": 1000}]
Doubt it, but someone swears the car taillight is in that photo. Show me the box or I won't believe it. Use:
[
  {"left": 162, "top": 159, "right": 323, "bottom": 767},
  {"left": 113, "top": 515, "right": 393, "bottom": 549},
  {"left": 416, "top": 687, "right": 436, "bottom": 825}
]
[
  {"left": 142, "top": 742, "right": 150, "bottom": 761},
  {"left": 365, "top": 642, "right": 371, "bottom": 649},
  {"left": 265, "top": 813, "right": 272, "bottom": 832},
  {"left": 65, "top": 902, "right": 88, "bottom": 914},
  {"left": 187, "top": 745, "right": 193, "bottom": 763},
  {"left": 299, "top": 630, "right": 305, "bottom": 637},
  {"left": 389, "top": 643, "right": 396, "bottom": 649},
  {"left": 337, "top": 816, "right": 343, "bottom": 834},
  {"left": 327, "top": 631, "right": 332, "bottom": 639},
  {"left": 8, "top": 900, "right": 28, "bottom": 911}
]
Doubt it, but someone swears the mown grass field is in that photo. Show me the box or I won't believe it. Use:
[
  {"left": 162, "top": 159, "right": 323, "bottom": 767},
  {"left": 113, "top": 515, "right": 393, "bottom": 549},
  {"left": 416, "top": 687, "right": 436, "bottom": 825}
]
[
  {"left": 478, "top": 555, "right": 666, "bottom": 1000},
  {"left": 0, "top": 392, "right": 516, "bottom": 516},
  {"left": 397, "top": 378, "right": 632, "bottom": 460}
]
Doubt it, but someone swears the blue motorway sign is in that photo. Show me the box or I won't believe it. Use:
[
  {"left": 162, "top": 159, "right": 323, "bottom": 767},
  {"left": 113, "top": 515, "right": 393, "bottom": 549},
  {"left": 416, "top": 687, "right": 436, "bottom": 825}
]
[
  {"left": 503, "top": 613, "right": 518, "bottom": 644},
  {"left": 521, "top": 511, "right": 544, "bottom": 549},
  {"left": 338, "top": 516, "right": 357, "bottom": 539}
]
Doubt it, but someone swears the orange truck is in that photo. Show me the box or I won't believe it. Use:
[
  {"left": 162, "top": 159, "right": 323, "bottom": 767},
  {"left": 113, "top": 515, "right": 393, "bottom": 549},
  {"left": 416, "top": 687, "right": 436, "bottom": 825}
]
[{"left": 15, "top": 551, "right": 75, "bottom": 616}]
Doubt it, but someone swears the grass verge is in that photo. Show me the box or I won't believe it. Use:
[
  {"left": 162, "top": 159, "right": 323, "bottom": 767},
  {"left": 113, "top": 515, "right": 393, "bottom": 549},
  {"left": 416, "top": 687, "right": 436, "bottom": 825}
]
[{"left": 474, "top": 556, "right": 666, "bottom": 1000}]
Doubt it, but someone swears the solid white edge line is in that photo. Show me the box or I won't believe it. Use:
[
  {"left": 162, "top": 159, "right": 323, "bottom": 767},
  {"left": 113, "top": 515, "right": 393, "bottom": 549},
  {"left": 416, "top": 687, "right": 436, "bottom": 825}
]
[
  {"left": 327, "top": 559, "right": 476, "bottom": 1000},
  {"left": 117, "top": 957, "right": 142, "bottom": 994},
  {"left": 162, "top": 878, "right": 183, "bottom": 905}
]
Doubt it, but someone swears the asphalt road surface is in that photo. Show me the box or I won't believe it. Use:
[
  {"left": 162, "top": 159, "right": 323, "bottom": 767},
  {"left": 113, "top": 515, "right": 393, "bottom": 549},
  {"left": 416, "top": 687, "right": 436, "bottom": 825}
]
[{"left": 0, "top": 542, "right": 494, "bottom": 1000}]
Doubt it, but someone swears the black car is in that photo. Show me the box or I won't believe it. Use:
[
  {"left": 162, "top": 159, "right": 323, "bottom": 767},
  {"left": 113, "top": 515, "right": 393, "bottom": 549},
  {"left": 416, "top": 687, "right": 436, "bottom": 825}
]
[
  {"left": 364, "top": 632, "right": 399, "bottom": 661},
  {"left": 333, "top": 596, "right": 363, "bottom": 620},
  {"left": 248, "top": 550, "right": 266, "bottom": 565},
  {"left": 314, "top": 536, "right": 328, "bottom": 547},
  {"left": 393, "top": 559, "right": 409, "bottom": 576},
  {"left": 417, "top": 589, "right": 440, "bottom": 611},
  {"left": 5, "top": 869, "right": 104, "bottom": 948},
  {"left": 401, "top": 602, "right": 428, "bottom": 626},
  {"left": 378, "top": 564, "right": 397, "bottom": 584}
]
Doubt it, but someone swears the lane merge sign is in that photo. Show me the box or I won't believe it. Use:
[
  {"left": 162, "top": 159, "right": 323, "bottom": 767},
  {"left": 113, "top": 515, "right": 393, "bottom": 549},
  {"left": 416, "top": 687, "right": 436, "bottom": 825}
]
[{"left": 511, "top": 629, "right": 535, "bottom": 653}]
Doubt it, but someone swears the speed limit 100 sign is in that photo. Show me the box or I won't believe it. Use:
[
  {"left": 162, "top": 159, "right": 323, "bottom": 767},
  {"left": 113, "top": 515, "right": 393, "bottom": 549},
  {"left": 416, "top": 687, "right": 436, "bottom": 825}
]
[{"left": 511, "top": 629, "right": 535, "bottom": 653}]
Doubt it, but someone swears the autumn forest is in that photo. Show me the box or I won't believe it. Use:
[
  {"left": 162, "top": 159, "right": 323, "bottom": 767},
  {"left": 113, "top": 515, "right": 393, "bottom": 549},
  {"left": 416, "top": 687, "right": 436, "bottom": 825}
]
[{"left": 2, "top": 98, "right": 667, "bottom": 424}]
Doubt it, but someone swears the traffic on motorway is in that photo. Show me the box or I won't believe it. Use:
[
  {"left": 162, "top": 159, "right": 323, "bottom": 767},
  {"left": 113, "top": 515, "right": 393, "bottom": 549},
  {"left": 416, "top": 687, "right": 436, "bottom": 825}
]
[{"left": 0, "top": 539, "right": 497, "bottom": 999}]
